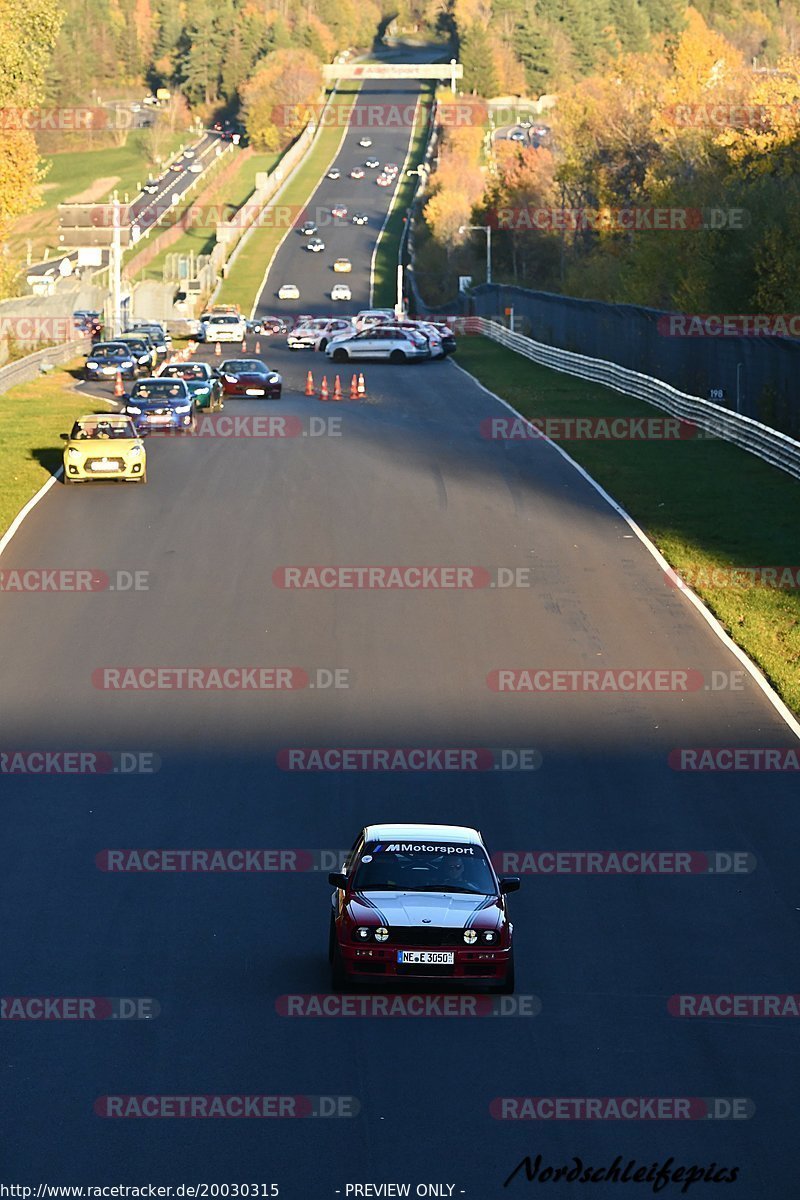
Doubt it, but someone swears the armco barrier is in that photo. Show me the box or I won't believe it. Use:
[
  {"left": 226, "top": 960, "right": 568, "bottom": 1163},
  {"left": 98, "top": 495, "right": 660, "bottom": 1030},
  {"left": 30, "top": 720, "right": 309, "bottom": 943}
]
[
  {"left": 470, "top": 317, "right": 800, "bottom": 483},
  {"left": 0, "top": 336, "right": 91, "bottom": 396}
]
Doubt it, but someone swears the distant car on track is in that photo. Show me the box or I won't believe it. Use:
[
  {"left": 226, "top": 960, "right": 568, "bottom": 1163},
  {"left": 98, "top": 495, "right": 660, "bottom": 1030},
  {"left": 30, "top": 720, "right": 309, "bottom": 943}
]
[
  {"left": 330, "top": 205, "right": 348, "bottom": 219},
  {"left": 351, "top": 213, "right": 368, "bottom": 225},
  {"left": 299, "top": 221, "right": 318, "bottom": 236},
  {"left": 327, "top": 168, "right": 341, "bottom": 180},
  {"left": 350, "top": 167, "right": 365, "bottom": 180},
  {"left": 143, "top": 179, "right": 159, "bottom": 194},
  {"left": 376, "top": 174, "right": 391, "bottom": 187},
  {"left": 327, "top": 823, "right": 519, "bottom": 991},
  {"left": 359, "top": 137, "right": 372, "bottom": 148},
  {"left": 287, "top": 318, "right": 354, "bottom": 351},
  {"left": 333, "top": 258, "right": 352, "bottom": 273},
  {"left": 365, "top": 158, "right": 380, "bottom": 169},
  {"left": 278, "top": 284, "right": 300, "bottom": 300},
  {"left": 307, "top": 237, "right": 325, "bottom": 253},
  {"left": 201, "top": 313, "right": 247, "bottom": 343},
  {"left": 331, "top": 284, "right": 352, "bottom": 301},
  {"left": 62, "top": 415, "right": 146, "bottom": 484}
]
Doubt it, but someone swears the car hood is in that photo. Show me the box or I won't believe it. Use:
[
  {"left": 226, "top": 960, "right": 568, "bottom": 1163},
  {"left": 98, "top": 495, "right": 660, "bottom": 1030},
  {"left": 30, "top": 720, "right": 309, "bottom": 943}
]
[{"left": 348, "top": 890, "right": 502, "bottom": 929}]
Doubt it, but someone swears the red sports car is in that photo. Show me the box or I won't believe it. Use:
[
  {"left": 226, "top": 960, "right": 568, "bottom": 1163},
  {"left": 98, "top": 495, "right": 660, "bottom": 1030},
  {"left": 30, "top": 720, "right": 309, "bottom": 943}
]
[
  {"left": 328, "top": 823, "right": 519, "bottom": 992},
  {"left": 218, "top": 358, "right": 282, "bottom": 398}
]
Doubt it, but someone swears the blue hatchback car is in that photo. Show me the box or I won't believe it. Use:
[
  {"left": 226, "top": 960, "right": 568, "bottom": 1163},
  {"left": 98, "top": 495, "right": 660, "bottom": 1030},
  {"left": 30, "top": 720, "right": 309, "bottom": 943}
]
[{"left": 123, "top": 377, "right": 195, "bottom": 434}]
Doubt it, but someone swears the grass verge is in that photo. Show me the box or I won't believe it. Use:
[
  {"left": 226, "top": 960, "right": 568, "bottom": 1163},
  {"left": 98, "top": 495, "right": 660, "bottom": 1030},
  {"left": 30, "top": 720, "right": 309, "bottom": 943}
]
[
  {"left": 456, "top": 335, "right": 800, "bottom": 715},
  {"left": 215, "top": 86, "right": 361, "bottom": 314},
  {"left": 0, "top": 361, "right": 110, "bottom": 536},
  {"left": 371, "top": 84, "right": 434, "bottom": 309}
]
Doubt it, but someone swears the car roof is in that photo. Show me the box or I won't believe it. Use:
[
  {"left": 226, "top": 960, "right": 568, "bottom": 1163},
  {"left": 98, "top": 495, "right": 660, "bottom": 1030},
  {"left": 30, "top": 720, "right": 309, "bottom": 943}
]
[{"left": 363, "top": 824, "right": 482, "bottom": 845}]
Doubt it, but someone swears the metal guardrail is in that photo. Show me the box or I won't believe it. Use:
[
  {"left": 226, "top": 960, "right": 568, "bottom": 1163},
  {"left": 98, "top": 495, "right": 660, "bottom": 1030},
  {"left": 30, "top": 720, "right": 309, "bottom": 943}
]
[
  {"left": 472, "top": 317, "right": 800, "bottom": 483},
  {"left": 0, "top": 337, "right": 90, "bottom": 396}
]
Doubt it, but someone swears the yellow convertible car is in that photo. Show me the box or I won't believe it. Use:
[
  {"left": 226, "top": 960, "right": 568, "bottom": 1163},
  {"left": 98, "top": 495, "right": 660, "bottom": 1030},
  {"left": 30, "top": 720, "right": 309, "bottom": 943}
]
[{"left": 62, "top": 414, "right": 147, "bottom": 484}]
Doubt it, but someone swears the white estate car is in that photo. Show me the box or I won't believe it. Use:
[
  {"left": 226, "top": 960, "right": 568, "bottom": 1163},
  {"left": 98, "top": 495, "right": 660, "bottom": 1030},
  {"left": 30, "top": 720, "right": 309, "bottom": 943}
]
[{"left": 326, "top": 326, "right": 430, "bottom": 363}]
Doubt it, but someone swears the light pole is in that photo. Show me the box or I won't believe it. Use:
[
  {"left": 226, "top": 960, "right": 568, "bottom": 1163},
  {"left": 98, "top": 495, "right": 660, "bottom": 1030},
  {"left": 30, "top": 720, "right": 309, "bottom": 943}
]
[{"left": 458, "top": 224, "right": 492, "bottom": 284}]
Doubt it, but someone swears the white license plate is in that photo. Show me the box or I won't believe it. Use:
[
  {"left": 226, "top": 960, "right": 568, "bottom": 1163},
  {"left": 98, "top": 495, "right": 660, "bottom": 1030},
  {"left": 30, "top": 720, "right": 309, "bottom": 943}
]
[
  {"left": 246, "top": 388, "right": 265, "bottom": 395},
  {"left": 148, "top": 414, "right": 171, "bottom": 423},
  {"left": 397, "top": 950, "right": 455, "bottom": 965},
  {"left": 90, "top": 461, "right": 119, "bottom": 472},
  {"left": 101, "top": 366, "right": 116, "bottom": 374}
]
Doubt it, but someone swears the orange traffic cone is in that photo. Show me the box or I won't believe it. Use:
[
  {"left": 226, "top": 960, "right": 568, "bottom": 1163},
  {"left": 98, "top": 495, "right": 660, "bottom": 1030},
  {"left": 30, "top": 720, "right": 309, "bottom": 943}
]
[
  {"left": 215, "top": 341, "right": 221, "bottom": 356},
  {"left": 305, "top": 370, "right": 315, "bottom": 396},
  {"left": 255, "top": 340, "right": 261, "bottom": 355},
  {"left": 333, "top": 374, "right": 342, "bottom": 400},
  {"left": 357, "top": 372, "right": 366, "bottom": 397},
  {"left": 349, "top": 373, "right": 358, "bottom": 400},
  {"left": 319, "top": 375, "right": 329, "bottom": 401},
  {"left": 241, "top": 338, "right": 247, "bottom": 351},
  {"left": 114, "top": 369, "right": 124, "bottom": 398}
]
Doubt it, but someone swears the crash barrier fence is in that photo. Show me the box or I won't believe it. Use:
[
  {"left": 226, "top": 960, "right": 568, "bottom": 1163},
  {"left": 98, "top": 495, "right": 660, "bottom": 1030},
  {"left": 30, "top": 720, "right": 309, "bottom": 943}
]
[
  {"left": 0, "top": 335, "right": 91, "bottom": 396},
  {"left": 469, "top": 317, "right": 800, "bottom": 483}
]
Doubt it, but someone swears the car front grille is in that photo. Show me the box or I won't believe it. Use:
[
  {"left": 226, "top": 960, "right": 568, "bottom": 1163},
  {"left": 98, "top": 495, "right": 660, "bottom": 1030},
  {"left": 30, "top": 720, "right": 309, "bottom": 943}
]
[{"left": 387, "top": 927, "right": 464, "bottom": 947}]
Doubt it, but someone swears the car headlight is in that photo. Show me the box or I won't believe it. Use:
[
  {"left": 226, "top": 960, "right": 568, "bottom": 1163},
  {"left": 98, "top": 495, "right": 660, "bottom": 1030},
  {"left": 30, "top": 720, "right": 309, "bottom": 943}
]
[
  {"left": 121, "top": 360, "right": 133, "bottom": 368},
  {"left": 67, "top": 447, "right": 81, "bottom": 460},
  {"left": 86, "top": 361, "right": 98, "bottom": 369},
  {"left": 354, "top": 927, "right": 373, "bottom": 942},
  {"left": 138, "top": 355, "right": 149, "bottom": 363},
  {"left": 129, "top": 445, "right": 143, "bottom": 456},
  {"left": 195, "top": 386, "right": 210, "bottom": 395},
  {"left": 374, "top": 927, "right": 389, "bottom": 943},
  {"left": 174, "top": 403, "right": 192, "bottom": 413},
  {"left": 268, "top": 374, "right": 280, "bottom": 383},
  {"left": 223, "top": 374, "right": 237, "bottom": 383},
  {"left": 463, "top": 929, "right": 478, "bottom": 945},
  {"left": 126, "top": 405, "right": 142, "bottom": 414},
  {"left": 481, "top": 930, "right": 497, "bottom": 944}
]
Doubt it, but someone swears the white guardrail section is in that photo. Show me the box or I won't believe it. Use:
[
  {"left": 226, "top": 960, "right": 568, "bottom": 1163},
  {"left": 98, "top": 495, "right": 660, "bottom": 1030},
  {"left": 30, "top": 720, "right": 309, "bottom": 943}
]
[
  {"left": 0, "top": 337, "right": 91, "bottom": 396},
  {"left": 471, "top": 316, "right": 800, "bottom": 483}
]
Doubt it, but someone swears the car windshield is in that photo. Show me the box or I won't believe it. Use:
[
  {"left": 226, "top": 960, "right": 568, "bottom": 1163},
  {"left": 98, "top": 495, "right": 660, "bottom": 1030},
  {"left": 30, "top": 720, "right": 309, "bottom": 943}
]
[
  {"left": 71, "top": 418, "right": 136, "bottom": 440},
  {"left": 163, "top": 364, "right": 209, "bottom": 379},
  {"left": 90, "top": 345, "right": 126, "bottom": 359},
  {"left": 222, "top": 361, "right": 262, "bottom": 373},
  {"left": 209, "top": 315, "right": 239, "bottom": 325},
  {"left": 131, "top": 381, "right": 186, "bottom": 400},
  {"left": 351, "top": 844, "right": 497, "bottom": 895}
]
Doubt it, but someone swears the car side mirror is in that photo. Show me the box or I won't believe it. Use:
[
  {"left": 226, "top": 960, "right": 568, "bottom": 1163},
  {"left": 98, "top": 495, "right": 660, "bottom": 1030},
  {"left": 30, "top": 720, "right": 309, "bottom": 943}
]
[
  {"left": 328, "top": 871, "right": 347, "bottom": 889},
  {"left": 499, "top": 876, "right": 520, "bottom": 894},
  {"left": 60, "top": 432, "right": 69, "bottom": 441}
]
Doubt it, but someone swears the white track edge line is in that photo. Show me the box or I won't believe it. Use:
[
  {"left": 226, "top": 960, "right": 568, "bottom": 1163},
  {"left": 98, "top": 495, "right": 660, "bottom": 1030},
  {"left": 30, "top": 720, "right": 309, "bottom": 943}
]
[
  {"left": 369, "top": 94, "right": 422, "bottom": 308},
  {"left": 451, "top": 358, "right": 800, "bottom": 742}
]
